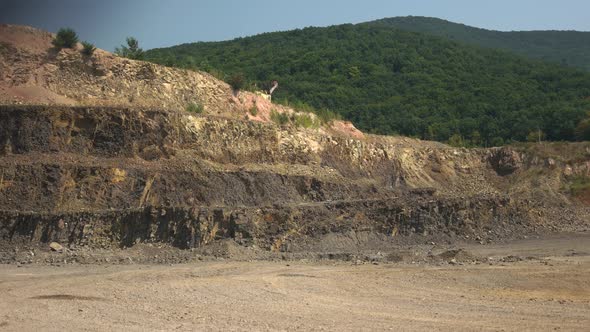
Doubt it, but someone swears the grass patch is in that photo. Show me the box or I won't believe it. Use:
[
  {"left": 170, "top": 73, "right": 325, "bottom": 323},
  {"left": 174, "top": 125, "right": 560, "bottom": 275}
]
[
  {"left": 293, "top": 113, "right": 320, "bottom": 129},
  {"left": 249, "top": 103, "right": 258, "bottom": 116},
  {"left": 186, "top": 102, "right": 204, "bottom": 114},
  {"left": 0, "top": 42, "right": 9, "bottom": 55},
  {"left": 569, "top": 176, "right": 590, "bottom": 196},
  {"left": 275, "top": 99, "right": 340, "bottom": 125},
  {"left": 270, "top": 109, "right": 289, "bottom": 126}
]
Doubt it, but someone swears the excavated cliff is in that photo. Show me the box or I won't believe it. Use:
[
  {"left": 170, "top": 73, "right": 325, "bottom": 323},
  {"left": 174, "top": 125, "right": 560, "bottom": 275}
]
[
  {"left": 0, "top": 25, "right": 588, "bottom": 261},
  {"left": 1, "top": 105, "right": 588, "bottom": 255}
]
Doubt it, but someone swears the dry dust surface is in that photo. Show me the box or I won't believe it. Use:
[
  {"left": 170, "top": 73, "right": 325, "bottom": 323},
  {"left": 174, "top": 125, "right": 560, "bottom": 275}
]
[{"left": 0, "top": 235, "right": 589, "bottom": 331}]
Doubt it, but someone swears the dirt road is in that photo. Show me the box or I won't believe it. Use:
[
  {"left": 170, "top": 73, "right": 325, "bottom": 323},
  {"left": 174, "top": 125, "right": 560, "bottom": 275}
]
[{"left": 1, "top": 235, "right": 589, "bottom": 331}]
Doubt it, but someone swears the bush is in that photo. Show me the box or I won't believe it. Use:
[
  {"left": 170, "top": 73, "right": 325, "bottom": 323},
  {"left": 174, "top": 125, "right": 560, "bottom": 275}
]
[
  {"left": 270, "top": 109, "right": 289, "bottom": 126},
  {"left": 448, "top": 133, "right": 465, "bottom": 147},
  {"left": 186, "top": 102, "right": 204, "bottom": 114},
  {"left": 249, "top": 104, "right": 258, "bottom": 116},
  {"left": 279, "top": 99, "right": 340, "bottom": 125},
  {"left": 52, "top": 28, "right": 78, "bottom": 49},
  {"left": 490, "top": 137, "right": 505, "bottom": 147},
  {"left": 527, "top": 129, "right": 546, "bottom": 142},
  {"left": 575, "top": 116, "right": 590, "bottom": 141},
  {"left": 294, "top": 113, "right": 319, "bottom": 129},
  {"left": 81, "top": 41, "right": 96, "bottom": 56},
  {"left": 228, "top": 73, "right": 245, "bottom": 91},
  {"left": 115, "top": 37, "right": 144, "bottom": 60},
  {"left": 569, "top": 176, "right": 590, "bottom": 197},
  {"left": 314, "top": 108, "right": 341, "bottom": 124}
]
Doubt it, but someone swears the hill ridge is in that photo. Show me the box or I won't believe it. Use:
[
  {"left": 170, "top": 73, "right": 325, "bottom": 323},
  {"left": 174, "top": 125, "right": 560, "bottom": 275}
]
[
  {"left": 144, "top": 22, "right": 590, "bottom": 146},
  {"left": 366, "top": 16, "right": 590, "bottom": 70}
]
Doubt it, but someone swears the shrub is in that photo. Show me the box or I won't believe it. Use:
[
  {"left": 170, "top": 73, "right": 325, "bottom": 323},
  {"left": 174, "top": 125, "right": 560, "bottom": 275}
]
[
  {"left": 115, "top": 37, "right": 144, "bottom": 60},
  {"left": 490, "top": 137, "right": 504, "bottom": 147},
  {"left": 52, "top": 28, "right": 78, "bottom": 49},
  {"left": 527, "top": 129, "right": 546, "bottom": 142},
  {"left": 270, "top": 109, "right": 289, "bottom": 125},
  {"left": 569, "top": 176, "right": 590, "bottom": 200},
  {"left": 448, "top": 133, "right": 465, "bottom": 147},
  {"left": 294, "top": 113, "right": 319, "bottom": 129},
  {"left": 81, "top": 41, "right": 96, "bottom": 56},
  {"left": 186, "top": 102, "right": 204, "bottom": 114},
  {"left": 249, "top": 104, "right": 258, "bottom": 116},
  {"left": 0, "top": 42, "right": 9, "bottom": 55},
  {"left": 274, "top": 98, "right": 340, "bottom": 125},
  {"left": 314, "top": 108, "right": 341, "bottom": 124},
  {"left": 575, "top": 116, "right": 590, "bottom": 141},
  {"left": 228, "top": 73, "right": 245, "bottom": 91}
]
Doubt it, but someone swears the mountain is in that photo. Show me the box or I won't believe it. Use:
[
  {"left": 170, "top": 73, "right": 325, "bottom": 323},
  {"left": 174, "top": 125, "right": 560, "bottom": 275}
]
[
  {"left": 367, "top": 16, "right": 590, "bottom": 71},
  {"left": 145, "top": 23, "right": 590, "bottom": 146}
]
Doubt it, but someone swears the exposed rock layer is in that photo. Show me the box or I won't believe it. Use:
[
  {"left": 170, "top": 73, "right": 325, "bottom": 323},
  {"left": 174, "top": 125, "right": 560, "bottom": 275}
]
[{"left": 1, "top": 106, "right": 588, "bottom": 253}]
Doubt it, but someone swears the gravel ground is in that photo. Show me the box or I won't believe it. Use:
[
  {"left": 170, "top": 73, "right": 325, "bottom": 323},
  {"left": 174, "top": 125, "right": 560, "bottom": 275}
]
[{"left": 0, "top": 234, "right": 588, "bottom": 331}]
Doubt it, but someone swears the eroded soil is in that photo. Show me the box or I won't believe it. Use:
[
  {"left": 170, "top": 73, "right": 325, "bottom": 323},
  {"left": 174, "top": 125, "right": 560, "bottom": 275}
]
[{"left": 0, "top": 234, "right": 588, "bottom": 331}]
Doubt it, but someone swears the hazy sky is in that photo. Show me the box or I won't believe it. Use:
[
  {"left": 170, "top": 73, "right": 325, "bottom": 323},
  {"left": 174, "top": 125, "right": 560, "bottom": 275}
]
[{"left": 1, "top": 0, "right": 589, "bottom": 51}]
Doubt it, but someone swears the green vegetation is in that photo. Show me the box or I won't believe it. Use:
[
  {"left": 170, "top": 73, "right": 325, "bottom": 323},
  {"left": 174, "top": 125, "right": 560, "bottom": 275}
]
[
  {"left": 145, "top": 23, "right": 590, "bottom": 146},
  {"left": 293, "top": 113, "right": 320, "bottom": 129},
  {"left": 569, "top": 176, "right": 590, "bottom": 197},
  {"left": 228, "top": 73, "right": 245, "bottom": 91},
  {"left": 575, "top": 112, "right": 590, "bottom": 140},
  {"left": 0, "top": 42, "right": 9, "bottom": 55},
  {"left": 368, "top": 16, "right": 590, "bottom": 71},
  {"left": 277, "top": 99, "right": 340, "bottom": 125},
  {"left": 526, "top": 129, "right": 546, "bottom": 143},
  {"left": 81, "top": 41, "right": 96, "bottom": 56},
  {"left": 52, "top": 28, "right": 78, "bottom": 49},
  {"left": 115, "top": 37, "right": 144, "bottom": 60},
  {"left": 270, "top": 109, "right": 289, "bottom": 126},
  {"left": 313, "top": 107, "right": 341, "bottom": 125},
  {"left": 249, "top": 104, "right": 258, "bottom": 116},
  {"left": 186, "top": 102, "right": 204, "bottom": 114}
]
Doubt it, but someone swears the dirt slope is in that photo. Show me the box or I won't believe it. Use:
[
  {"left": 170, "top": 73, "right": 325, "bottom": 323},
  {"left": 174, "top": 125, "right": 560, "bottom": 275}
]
[{"left": 0, "top": 24, "right": 363, "bottom": 137}]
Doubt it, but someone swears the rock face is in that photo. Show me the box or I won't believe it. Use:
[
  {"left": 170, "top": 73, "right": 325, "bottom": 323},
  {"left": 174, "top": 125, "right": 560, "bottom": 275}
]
[
  {"left": 489, "top": 147, "right": 522, "bottom": 176},
  {"left": 0, "top": 105, "right": 588, "bottom": 254}
]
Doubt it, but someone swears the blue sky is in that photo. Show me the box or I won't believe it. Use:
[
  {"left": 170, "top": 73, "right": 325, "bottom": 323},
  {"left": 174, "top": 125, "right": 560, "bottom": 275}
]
[{"left": 1, "top": 0, "right": 589, "bottom": 51}]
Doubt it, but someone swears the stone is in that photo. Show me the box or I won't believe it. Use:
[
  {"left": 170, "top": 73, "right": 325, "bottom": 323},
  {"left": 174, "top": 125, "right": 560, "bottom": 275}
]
[
  {"left": 488, "top": 147, "right": 522, "bottom": 176},
  {"left": 49, "top": 242, "right": 63, "bottom": 252}
]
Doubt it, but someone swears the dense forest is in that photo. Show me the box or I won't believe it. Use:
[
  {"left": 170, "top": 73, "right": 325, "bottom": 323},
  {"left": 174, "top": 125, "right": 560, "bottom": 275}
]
[
  {"left": 145, "top": 23, "right": 590, "bottom": 146},
  {"left": 368, "top": 16, "right": 590, "bottom": 71}
]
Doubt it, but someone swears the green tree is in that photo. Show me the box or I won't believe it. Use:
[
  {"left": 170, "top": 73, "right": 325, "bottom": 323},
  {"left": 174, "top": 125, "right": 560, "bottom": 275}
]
[
  {"left": 575, "top": 114, "right": 590, "bottom": 140},
  {"left": 526, "top": 129, "right": 546, "bottom": 142},
  {"left": 81, "top": 41, "right": 96, "bottom": 56},
  {"left": 228, "top": 73, "right": 245, "bottom": 91},
  {"left": 470, "top": 130, "right": 482, "bottom": 146},
  {"left": 143, "top": 23, "right": 590, "bottom": 145},
  {"left": 52, "top": 28, "right": 78, "bottom": 49},
  {"left": 115, "top": 37, "right": 144, "bottom": 60},
  {"left": 448, "top": 133, "right": 464, "bottom": 147}
]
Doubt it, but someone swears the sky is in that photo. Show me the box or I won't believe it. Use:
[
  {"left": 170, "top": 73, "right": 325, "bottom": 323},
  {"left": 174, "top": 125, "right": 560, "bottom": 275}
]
[{"left": 1, "top": 0, "right": 589, "bottom": 52}]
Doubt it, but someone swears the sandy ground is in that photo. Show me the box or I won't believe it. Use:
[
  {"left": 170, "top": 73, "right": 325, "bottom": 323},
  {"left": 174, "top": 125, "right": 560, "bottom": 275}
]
[{"left": 0, "top": 235, "right": 589, "bottom": 331}]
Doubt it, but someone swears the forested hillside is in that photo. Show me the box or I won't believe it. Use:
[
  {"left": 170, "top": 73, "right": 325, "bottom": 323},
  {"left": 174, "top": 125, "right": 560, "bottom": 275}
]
[
  {"left": 368, "top": 16, "right": 590, "bottom": 71},
  {"left": 145, "top": 24, "right": 590, "bottom": 146}
]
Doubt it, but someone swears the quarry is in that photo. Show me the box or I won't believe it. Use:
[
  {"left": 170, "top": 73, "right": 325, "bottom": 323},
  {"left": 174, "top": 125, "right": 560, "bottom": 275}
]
[{"left": 0, "top": 24, "right": 589, "bottom": 331}]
